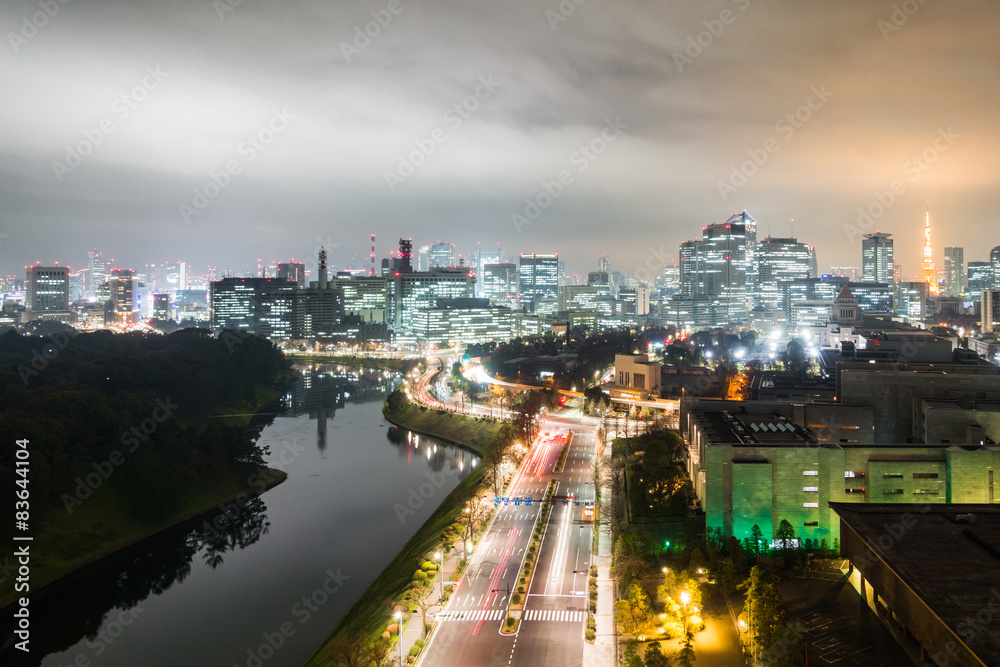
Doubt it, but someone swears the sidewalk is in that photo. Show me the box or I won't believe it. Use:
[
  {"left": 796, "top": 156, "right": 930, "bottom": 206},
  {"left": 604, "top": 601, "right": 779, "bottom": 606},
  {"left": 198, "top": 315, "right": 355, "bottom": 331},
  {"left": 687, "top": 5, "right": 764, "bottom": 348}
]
[
  {"left": 583, "top": 446, "right": 615, "bottom": 667},
  {"left": 401, "top": 545, "right": 462, "bottom": 665}
]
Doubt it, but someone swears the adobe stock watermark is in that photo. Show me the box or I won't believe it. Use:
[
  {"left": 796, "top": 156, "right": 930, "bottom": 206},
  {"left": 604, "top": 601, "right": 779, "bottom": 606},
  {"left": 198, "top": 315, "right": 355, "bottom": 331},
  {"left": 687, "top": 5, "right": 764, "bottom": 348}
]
[
  {"left": 235, "top": 567, "right": 350, "bottom": 667},
  {"left": 213, "top": 0, "right": 244, "bottom": 23},
  {"left": 511, "top": 116, "right": 629, "bottom": 233},
  {"left": 384, "top": 75, "right": 502, "bottom": 192},
  {"left": 340, "top": 0, "right": 407, "bottom": 63},
  {"left": 394, "top": 468, "right": 457, "bottom": 523},
  {"left": 52, "top": 66, "right": 168, "bottom": 182},
  {"left": 8, "top": 0, "right": 72, "bottom": 53},
  {"left": 179, "top": 107, "right": 295, "bottom": 224},
  {"left": 631, "top": 245, "right": 674, "bottom": 286},
  {"left": 842, "top": 126, "right": 958, "bottom": 244},
  {"left": 673, "top": 0, "right": 751, "bottom": 73},
  {"left": 545, "top": 0, "right": 592, "bottom": 31},
  {"left": 61, "top": 397, "right": 179, "bottom": 513},
  {"left": 878, "top": 0, "right": 931, "bottom": 41},
  {"left": 82, "top": 607, "right": 145, "bottom": 661},
  {"left": 717, "top": 84, "right": 832, "bottom": 202}
]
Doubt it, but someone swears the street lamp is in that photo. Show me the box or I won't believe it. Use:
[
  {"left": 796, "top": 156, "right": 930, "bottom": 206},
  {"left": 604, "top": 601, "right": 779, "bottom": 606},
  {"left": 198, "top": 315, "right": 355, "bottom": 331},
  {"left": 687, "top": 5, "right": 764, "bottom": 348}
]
[
  {"left": 680, "top": 590, "right": 690, "bottom": 633},
  {"left": 395, "top": 611, "right": 403, "bottom": 665}
]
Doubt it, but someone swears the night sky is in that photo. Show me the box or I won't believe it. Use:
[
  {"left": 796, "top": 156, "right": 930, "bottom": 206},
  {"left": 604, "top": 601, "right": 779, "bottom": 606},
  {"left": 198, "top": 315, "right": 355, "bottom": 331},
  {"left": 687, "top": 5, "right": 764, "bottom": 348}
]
[{"left": 2, "top": 0, "right": 998, "bottom": 279}]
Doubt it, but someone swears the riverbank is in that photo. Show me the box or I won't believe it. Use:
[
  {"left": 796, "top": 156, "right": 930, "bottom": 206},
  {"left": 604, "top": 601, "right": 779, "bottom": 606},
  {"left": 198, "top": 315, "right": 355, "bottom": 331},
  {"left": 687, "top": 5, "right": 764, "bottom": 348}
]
[
  {"left": 302, "top": 390, "right": 500, "bottom": 665},
  {"left": 0, "top": 463, "right": 286, "bottom": 608}
]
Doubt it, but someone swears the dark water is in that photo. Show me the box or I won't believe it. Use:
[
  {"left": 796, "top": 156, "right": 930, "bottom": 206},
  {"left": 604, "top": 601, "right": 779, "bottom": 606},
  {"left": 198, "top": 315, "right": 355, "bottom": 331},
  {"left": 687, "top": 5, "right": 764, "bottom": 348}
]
[{"left": 4, "top": 365, "right": 477, "bottom": 667}]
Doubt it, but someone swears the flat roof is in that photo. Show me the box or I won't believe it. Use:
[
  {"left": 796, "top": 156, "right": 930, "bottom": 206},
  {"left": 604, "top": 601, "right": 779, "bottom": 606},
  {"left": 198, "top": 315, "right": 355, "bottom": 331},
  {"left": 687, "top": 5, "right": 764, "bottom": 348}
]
[
  {"left": 830, "top": 503, "right": 1000, "bottom": 665},
  {"left": 693, "top": 410, "right": 813, "bottom": 445}
]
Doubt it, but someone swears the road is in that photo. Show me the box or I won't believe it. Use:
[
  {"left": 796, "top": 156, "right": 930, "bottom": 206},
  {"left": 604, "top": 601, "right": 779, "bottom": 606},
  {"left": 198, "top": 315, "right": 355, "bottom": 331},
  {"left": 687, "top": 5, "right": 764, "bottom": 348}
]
[{"left": 413, "top": 362, "right": 598, "bottom": 667}]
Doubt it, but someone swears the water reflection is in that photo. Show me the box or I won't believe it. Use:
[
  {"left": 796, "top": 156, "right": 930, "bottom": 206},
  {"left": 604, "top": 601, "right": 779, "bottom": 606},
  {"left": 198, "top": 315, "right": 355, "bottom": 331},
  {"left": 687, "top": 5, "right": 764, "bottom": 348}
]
[
  {"left": 3, "top": 364, "right": 475, "bottom": 667},
  {"left": 386, "top": 425, "right": 479, "bottom": 477},
  {"left": 0, "top": 496, "right": 270, "bottom": 666},
  {"left": 281, "top": 365, "right": 400, "bottom": 456}
]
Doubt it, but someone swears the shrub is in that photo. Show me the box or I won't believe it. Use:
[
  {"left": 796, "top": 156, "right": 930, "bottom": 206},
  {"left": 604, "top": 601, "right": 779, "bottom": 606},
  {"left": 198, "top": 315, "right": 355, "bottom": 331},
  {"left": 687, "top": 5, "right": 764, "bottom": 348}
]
[
  {"left": 519, "top": 577, "right": 526, "bottom": 585},
  {"left": 409, "top": 646, "right": 420, "bottom": 657},
  {"left": 414, "top": 570, "right": 428, "bottom": 580},
  {"left": 387, "top": 624, "right": 399, "bottom": 635},
  {"left": 414, "top": 639, "right": 423, "bottom": 648},
  {"left": 511, "top": 593, "right": 521, "bottom": 604},
  {"left": 585, "top": 628, "right": 596, "bottom": 642},
  {"left": 421, "top": 561, "right": 434, "bottom": 571},
  {"left": 505, "top": 617, "right": 515, "bottom": 628}
]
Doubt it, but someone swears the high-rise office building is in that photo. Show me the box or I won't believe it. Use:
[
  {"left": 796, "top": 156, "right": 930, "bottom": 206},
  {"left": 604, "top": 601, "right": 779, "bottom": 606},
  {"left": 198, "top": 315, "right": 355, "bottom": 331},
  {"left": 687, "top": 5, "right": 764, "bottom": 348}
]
[
  {"left": 471, "top": 248, "right": 502, "bottom": 297},
  {"left": 897, "top": 282, "right": 929, "bottom": 321},
  {"left": 153, "top": 293, "right": 172, "bottom": 320},
  {"left": 992, "top": 247, "right": 1000, "bottom": 289},
  {"left": 968, "top": 262, "right": 993, "bottom": 301},
  {"left": 983, "top": 290, "right": 1000, "bottom": 334},
  {"left": 862, "top": 232, "right": 894, "bottom": 285},
  {"left": 699, "top": 220, "right": 748, "bottom": 324},
  {"left": 598, "top": 255, "right": 611, "bottom": 273},
  {"left": 482, "top": 263, "right": 517, "bottom": 305},
  {"left": 388, "top": 268, "right": 476, "bottom": 332},
  {"left": 679, "top": 240, "right": 702, "bottom": 296},
  {"left": 86, "top": 249, "right": 106, "bottom": 300},
  {"left": 753, "top": 237, "right": 813, "bottom": 313},
  {"left": 210, "top": 277, "right": 296, "bottom": 337},
  {"left": 427, "top": 242, "right": 456, "bottom": 269},
  {"left": 108, "top": 268, "right": 139, "bottom": 326},
  {"left": 25, "top": 265, "right": 70, "bottom": 313},
  {"left": 518, "top": 253, "right": 559, "bottom": 313},
  {"left": 277, "top": 261, "right": 306, "bottom": 287},
  {"left": 335, "top": 274, "right": 388, "bottom": 323},
  {"left": 829, "top": 266, "right": 862, "bottom": 282},
  {"left": 943, "top": 247, "right": 965, "bottom": 297}
]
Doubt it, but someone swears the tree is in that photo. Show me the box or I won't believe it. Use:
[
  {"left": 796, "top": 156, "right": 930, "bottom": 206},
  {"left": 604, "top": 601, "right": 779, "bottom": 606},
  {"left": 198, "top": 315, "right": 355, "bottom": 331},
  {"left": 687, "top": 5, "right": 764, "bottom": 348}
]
[
  {"left": 740, "top": 566, "right": 801, "bottom": 665},
  {"left": 677, "top": 631, "right": 696, "bottom": 667},
  {"left": 776, "top": 519, "right": 796, "bottom": 550},
  {"left": 614, "top": 579, "right": 650, "bottom": 636},
  {"left": 510, "top": 391, "right": 543, "bottom": 443},
  {"left": 623, "top": 639, "right": 644, "bottom": 667},
  {"left": 643, "top": 641, "right": 669, "bottom": 667},
  {"left": 412, "top": 586, "right": 434, "bottom": 639},
  {"left": 750, "top": 524, "right": 764, "bottom": 563},
  {"left": 460, "top": 491, "right": 491, "bottom": 556}
]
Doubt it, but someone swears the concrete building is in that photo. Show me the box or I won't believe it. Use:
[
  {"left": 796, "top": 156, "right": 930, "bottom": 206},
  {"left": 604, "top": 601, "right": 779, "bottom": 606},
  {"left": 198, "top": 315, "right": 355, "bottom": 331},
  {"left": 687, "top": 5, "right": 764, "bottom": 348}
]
[
  {"left": 686, "top": 406, "right": 1000, "bottom": 544},
  {"left": 753, "top": 236, "right": 813, "bottom": 314},
  {"left": 335, "top": 274, "right": 388, "bottom": 324},
  {"left": 24, "top": 265, "right": 70, "bottom": 321},
  {"left": 388, "top": 268, "right": 476, "bottom": 332},
  {"left": 832, "top": 503, "right": 1000, "bottom": 667},
  {"left": 610, "top": 354, "right": 661, "bottom": 400}
]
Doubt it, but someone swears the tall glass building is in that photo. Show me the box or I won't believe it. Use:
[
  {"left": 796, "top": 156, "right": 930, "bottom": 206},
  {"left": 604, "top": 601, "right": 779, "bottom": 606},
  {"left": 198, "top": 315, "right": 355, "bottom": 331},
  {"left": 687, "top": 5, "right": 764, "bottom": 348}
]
[
  {"left": 862, "top": 232, "right": 895, "bottom": 284},
  {"left": 753, "top": 237, "right": 813, "bottom": 314},
  {"left": 518, "top": 253, "right": 559, "bottom": 313},
  {"left": 943, "top": 247, "right": 965, "bottom": 297}
]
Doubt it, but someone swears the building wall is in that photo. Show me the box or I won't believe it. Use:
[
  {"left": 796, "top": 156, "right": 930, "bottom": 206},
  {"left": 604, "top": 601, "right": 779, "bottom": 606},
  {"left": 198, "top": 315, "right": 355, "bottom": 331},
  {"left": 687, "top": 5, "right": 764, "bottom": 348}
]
[{"left": 700, "top": 443, "right": 997, "bottom": 543}]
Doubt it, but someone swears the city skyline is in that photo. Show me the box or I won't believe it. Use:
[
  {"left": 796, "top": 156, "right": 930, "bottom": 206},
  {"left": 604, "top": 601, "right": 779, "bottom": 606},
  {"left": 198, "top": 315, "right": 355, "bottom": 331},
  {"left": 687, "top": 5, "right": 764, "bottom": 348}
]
[{"left": 1, "top": 1, "right": 999, "bottom": 279}]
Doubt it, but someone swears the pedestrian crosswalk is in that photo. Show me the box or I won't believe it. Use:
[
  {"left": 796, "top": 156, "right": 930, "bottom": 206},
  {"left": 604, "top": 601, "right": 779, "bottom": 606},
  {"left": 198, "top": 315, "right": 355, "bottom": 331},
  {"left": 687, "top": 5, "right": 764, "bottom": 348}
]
[
  {"left": 522, "top": 609, "right": 586, "bottom": 622},
  {"left": 438, "top": 609, "right": 506, "bottom": 622},
  {"left": 436, "top": 609, "right": 586, "bottom": 623}
]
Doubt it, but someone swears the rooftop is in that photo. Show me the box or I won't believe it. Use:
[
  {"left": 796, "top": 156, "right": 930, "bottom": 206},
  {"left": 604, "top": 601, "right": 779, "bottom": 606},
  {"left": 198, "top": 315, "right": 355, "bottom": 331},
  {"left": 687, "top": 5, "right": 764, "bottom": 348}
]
[{"left": 830, "top": 503, "right": 1000, "bottom": 666}]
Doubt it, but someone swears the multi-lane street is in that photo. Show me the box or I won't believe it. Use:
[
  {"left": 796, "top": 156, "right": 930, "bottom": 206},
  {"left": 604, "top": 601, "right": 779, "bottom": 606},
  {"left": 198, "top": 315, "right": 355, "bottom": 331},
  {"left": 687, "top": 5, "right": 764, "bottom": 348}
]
[{"left": 413, "top": 362, "right": 599, "bottom": 667}]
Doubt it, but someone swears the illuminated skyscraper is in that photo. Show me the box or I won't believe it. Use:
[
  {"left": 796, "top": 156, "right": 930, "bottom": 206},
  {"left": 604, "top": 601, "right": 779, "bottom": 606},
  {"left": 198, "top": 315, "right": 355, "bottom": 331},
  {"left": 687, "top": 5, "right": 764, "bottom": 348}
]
[
  {"left": 922, "top": 208, "right": 938, "bottom": 295},
  {"left": 943, "top": 247, "right": 965, "bottom": 297},
  {"left": 518, "top": 253, "right": 559, "bottom": 313},
  {"left": 753, "top": 237, "right": 813, "bottom": 313},
  {"left": 862, "top": 232, "right": 894, "bottom": 284}
]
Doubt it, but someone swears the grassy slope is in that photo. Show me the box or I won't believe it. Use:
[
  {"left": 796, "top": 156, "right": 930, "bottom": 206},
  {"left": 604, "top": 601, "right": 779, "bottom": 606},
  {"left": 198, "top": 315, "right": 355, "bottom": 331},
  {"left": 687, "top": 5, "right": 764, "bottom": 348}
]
[
  {"left": 0, "top": 464, "right": 286, "bottom": 607},
  {"left": 302, "top": 401, "right": 499, "bottom": 666}
]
